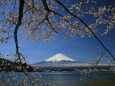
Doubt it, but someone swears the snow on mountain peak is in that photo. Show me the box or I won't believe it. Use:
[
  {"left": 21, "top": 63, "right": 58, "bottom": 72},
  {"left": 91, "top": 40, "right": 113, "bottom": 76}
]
[{"left": 45, "top": 53, "right": 75, "bottom": 62}]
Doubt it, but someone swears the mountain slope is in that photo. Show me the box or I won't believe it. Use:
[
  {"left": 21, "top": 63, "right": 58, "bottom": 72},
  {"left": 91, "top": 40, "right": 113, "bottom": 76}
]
[{"left": 32, "top": 53, "right": 89, "bottom": 67}]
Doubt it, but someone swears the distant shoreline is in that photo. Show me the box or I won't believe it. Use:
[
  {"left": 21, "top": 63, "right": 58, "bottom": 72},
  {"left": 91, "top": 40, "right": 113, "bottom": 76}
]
[
  {"left": 35, "top": 65, "right": 115, "bottom": 72},
  {"left": 1, "top": 58, "right": 115, "bottom": 72}
]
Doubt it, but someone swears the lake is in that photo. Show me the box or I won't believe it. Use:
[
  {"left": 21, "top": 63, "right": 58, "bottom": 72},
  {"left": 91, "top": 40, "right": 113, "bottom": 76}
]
[{"left": 0, "top": 71, "right": 114, "bottom": 86}]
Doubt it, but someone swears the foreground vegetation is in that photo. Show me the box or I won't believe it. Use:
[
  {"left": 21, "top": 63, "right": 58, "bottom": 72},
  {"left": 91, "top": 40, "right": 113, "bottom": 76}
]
[{"left": 79, "top": 74, "right": 115, "bottom": 86}]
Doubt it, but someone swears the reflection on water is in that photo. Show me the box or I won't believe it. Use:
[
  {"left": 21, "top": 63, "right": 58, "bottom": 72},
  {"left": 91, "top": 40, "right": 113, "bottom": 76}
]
[
  {"left": 0, "top": 71, "right": 114, "bottom": 86},
  {"left": 40, "top": 72, "right": 81, "bottom": 86},
  {"left": 39, "top": 71, "right": 112, "bottom": 86}
]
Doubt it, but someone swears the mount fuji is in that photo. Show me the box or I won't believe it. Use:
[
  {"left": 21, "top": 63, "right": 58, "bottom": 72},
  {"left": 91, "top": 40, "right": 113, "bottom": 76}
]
[
  {"left": 45, "top": 53, "right": 75, "bottom": 62},
  {"left": 32, "top": 53, "right": 89, "bottom": 68}
]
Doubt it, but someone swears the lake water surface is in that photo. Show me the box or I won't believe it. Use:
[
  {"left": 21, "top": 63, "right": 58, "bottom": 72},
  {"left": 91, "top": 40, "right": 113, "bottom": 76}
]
[
  {"left": 39, "top": 71, "right": 113, "bottom": 86},
  {"left": 0, "top": 71, "right": 114, "bottom": 86}
]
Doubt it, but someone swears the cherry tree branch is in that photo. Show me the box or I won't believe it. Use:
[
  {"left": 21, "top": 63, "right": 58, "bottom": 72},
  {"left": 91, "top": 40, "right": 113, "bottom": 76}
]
[
  {"left": 95, "top": 50, "right": 106, "bottom": 65},
  {"left": 41, "top": 0, "right": 57, "bottom": 33},
  {"left": 14, "top": 0, "right": 24, "bottom": 62},
  {"left": 51, "top": 11, "right": 86, "bottom": 33},
  {"left": 55, "top": 0, "right": 115, "bottom": 61}
]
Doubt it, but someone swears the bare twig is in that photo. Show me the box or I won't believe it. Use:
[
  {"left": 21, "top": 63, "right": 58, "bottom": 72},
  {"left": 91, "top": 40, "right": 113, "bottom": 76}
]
[
  {"left": 23, "top": 72, "right": 35, "bottom": 86},
  {"left": 95, "top": 50, "right": 106, "bottom": 65}
]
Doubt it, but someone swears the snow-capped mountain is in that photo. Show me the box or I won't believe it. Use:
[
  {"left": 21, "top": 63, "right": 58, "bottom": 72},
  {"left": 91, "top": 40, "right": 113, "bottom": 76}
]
[
  {"left": 32, "top": 54, "right": 89, "bottom": 67},
  {"left": 45, "top": 53, "right": 75, "bottom": 62}
]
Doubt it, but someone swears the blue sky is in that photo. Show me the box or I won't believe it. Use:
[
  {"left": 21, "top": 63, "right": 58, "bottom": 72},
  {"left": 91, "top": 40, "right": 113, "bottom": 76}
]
[
  {"left": 1, "top": 28, "right": 115, "bottom": 64},
  {"left": 0, "top": 0, "right": 115, "bottom": 64}
]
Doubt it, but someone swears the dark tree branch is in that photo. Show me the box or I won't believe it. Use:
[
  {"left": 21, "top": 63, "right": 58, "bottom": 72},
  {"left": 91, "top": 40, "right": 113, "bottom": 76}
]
[
  {"left": 41, "top": 0, "right": 96, "bottom": 35},
  {"left": 32, "top": 0, "right": 34, "bottom": 8},
  {"left": 39, "top": 18, "right": 47, "bottom": 25},
  {"left": 41, "top": 0, "right": 50, "bottom": 12},
  {"left": 14, "top": 0, "right": 24, "bottom": 62},
  {"left": 55, "top": 0, "right": 115, "bottom": 61},
  {"left": 51, "top": 10, "right": 86, "bottom": 33},
  {"left": 46, "top": 16, "right": 57, "bottom": 33},
  {"left": 41, "top": 0, "right": 57, "bottom": 33}
]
